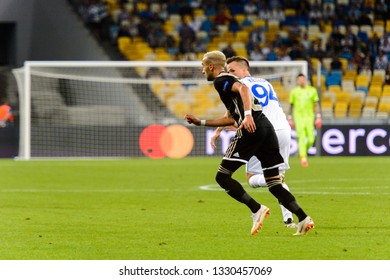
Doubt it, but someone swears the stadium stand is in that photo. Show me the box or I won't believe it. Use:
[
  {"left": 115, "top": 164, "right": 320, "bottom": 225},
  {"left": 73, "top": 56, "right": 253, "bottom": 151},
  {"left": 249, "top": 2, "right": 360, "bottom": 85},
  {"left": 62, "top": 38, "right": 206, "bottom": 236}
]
[{"left": 69, "top": 0, "right": 390, "bottom": 122}]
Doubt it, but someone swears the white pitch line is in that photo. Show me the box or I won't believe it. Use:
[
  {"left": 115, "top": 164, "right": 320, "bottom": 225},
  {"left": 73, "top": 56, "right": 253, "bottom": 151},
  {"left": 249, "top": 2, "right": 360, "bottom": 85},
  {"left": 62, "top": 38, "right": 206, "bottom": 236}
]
[
  {"left": 198, "top": 184, "right": 390, "bottom": 195},
  {"left": 0, "top": 189, "right": 173, "bottom": 193}
]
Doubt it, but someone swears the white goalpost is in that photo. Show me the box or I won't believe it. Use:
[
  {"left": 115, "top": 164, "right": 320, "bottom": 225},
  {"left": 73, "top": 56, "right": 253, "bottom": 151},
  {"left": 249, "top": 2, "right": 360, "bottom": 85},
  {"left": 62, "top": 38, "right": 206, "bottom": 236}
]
[{"left": 12, "top": 60, "right": 307, "bottom": 159}]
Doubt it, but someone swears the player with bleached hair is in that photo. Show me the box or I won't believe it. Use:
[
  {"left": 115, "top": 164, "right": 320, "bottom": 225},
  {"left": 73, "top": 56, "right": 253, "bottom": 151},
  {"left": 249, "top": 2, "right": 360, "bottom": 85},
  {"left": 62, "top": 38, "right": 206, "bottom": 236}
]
[
  {"left": 210, "top": 56, "right": 296, "bottom": 228},
  {"left": 185, "top": 50, "right": 314, "bottom": 236}
]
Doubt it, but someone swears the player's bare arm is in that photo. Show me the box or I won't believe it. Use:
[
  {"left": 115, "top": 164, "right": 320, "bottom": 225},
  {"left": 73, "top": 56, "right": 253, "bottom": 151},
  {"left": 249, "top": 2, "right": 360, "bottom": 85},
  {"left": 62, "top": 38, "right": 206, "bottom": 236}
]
[
  {"left": 232, "top": 81, "right": 256, "bottom": 133},
  {"left": 184, "top": 113, "right": 235, "bottom": 127},
  {"left": 210, "top": 111, "right": 239, "bottom": 149}
]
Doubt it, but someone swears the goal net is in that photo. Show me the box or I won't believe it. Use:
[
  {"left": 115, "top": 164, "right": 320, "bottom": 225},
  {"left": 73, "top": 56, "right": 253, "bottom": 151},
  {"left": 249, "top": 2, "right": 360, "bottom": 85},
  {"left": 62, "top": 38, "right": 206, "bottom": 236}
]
[{"left": 12, "top": 60, "right": 307, "bottom": 159}]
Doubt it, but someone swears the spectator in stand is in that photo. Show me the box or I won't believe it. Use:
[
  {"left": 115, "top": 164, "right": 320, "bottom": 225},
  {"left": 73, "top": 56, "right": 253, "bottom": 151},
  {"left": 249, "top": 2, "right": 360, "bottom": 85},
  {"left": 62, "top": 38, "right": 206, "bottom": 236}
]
[
  {"left": 327, "top": 26, "right": 344, "bottom": 54},
  {"left": 188, "top": 14, "right": 203, "bottom": 33},
  {"left": 379, "top": 34, "right": 390, "bottom": 55},
  {"left": 200, "top": 16, "right": 213, "bottom": 34},
  {"left": 330, "top": 54, "right": 343, "bottom": 72},
  {"left": 308, "top": 5, "right": 322, "bottom": 24},
  {"left": 189, "top": 0, "right": 202, "bottom": 9},
  {"left": 278, "top": 45, "right": 292, "bottom": 61},
  {"left": 385, "top": 64, "right": 390, "bottom": 85},
  {"left": 269, "top": 0, "right": 282, "bottom": 10},
  {"left": 261, "top": 41, "right": 272, "bottom": 57},
  {"left": 341, "top": 26, "right": 358, "bottom": 53},
  {"left": 244, "top": 0, "right": 258, "bottom": 15},
  {"left": 272, "top": 33, "right": 284, "bottom": 49},
  {"left": 258, "top": 6, "right": 272, "bottom": 21},
  {"left": 374, "top": 0, "right": 388, "bottom": 21},
  {"left": 84, "top": 0, "right": 110, "bottom": 40},
  {"left": 271, "top": 6, "right": 285, "bottom": 22},
  {"left": 0, "top": 100, "right": 14, "bottom": 128},
  {"left": 117, "top": 16, "right": 139, "bottom": 40},
  {"left": 193, "top": 37, "right": 207, "bottom": 54},
  {"left": 288, "top": 21, "right": 302, "bottom": 39},
  {"left": 330, "top": 25, "right": 344, "bottom": 42},
  {"left": 289, "top": 42, "right": 305, "bottom": 60},
  {"left": 117, "top": 20, "right": 131, "bottom": 38},
  {"left": 208, "top": 24, "right": 220, "bottom": 41},
  {"left": 367, "top": 32, "right": 380, "bottom": 65},
  {"left": 349, "top": 49, "right": 362, "bottom": 72},
  {"left": 359, "top": 55, "right": 372, "bottom": 74},
  {"left": 309, "top": 39, "right": 327, "bottom": 61},
  {"left": 147, "top": 28, "right": 165, "bottom": 49},
  {"left": 221, "top": 43, "right": 237, "bottom": 58},
  {"left": 357, "top": 11, "right": 373, "bottom": 26},
  {"left": 322, "top": 4, "right": 335, "bottom": 25},
  {"left": 179, "top": 37, "right": 196, "bottom": 56},
  {"left": 301, "top": 32, "right": 312, "bottom": 51},
  {"left": 380, "top": 39, "right": 390, "bottom": 56},
  {"left": 178, "top": 16, "right": 196, "bottom": 51},
  {"left": 296, "top": 1, "right": 310, "bottom": 18},
  {"left": 213, "top": 5, "right": 231, "bottom": 26},
  {"left": 266, "top": 44, "right": 278, "bottom": 61},
  {"left": 249, "top": 26, "right": 264, "bottom": 45},
  {"left": 249, "top": 44, "right": 264, "bottom": 61},
  {"left": 117, "top": 5, "right": 130, "bottom": 25},
  {"left": 333, "top": 4, "right": 347, "bottom": 26},
  {"left": 347, "top": 3, "right": 362, "bottom": 25},
  {"left": 241, "top": 16, "right": 253, "bottom": 29},
  {"left": 374, "top": 50, "right": 389, "bottom": 71},
  {"left": 166, "top": 34, "right": 178, "bottom": 56},
  {"left": 228, "top": 16, "right": 241, "bottom": 33}
]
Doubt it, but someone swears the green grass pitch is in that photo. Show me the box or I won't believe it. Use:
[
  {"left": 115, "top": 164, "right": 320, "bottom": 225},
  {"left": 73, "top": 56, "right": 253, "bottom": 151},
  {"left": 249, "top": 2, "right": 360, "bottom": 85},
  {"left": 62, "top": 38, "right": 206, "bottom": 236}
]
[{"left": 0, "top": 156, "right": 389, "bottom": 260}]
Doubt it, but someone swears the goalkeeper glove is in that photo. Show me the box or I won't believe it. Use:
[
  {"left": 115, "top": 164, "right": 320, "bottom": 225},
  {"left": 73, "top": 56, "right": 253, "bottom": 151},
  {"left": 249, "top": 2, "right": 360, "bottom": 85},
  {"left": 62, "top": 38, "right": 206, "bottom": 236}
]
[
  {"left": 315, "top": 114, "right": 322, "bottom": 128},
  {"left": 287, "top": 115, "right": 294, "bottom": 129}
]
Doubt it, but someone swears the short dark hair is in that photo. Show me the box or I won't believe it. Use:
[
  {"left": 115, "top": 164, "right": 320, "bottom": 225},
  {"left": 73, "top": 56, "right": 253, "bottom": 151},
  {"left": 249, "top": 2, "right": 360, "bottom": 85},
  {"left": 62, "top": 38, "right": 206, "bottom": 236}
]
[
  {"left": 226, "top": 56, "right": 250, "bottom": 69},
  {"left": 297, "top": 73, "right": 305, "bottom": 78}
]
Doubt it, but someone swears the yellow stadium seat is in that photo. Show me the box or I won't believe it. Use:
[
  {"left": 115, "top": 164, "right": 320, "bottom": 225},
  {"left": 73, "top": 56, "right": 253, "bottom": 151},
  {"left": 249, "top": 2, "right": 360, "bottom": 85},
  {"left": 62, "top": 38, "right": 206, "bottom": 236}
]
[
  {"left": 367, "top": 86, "right": 383, "bottom": 99},
  {"left": 252, "top": 19, "right": 266, "bottom": 28},
  {"left": 321, "top": 96, "right": 334, "bottom": 111},
  {"left": 382, "top": 85, "right": 390, "bottom": 97},
  {"left": 339, "top": 58, "right": 348, "bottom": 72},
  {"left": 343, "top": 69, "right": 357, "bottom": 82},
  {"left": 334, "top": 102, "right": 349, "bottom": 118},
  {"left": 364, "top": 96, "right": 378, "bottom": 110},
  {"left": 335, "top": 91, "right": 351, "bottom": 104},
  {"left": 117, "top": 36, "right": 131, "bottom": 52},
  {"left": 356, "top": 73, "right": 370, "bottom": 83},
  {"left": 371, "top": 74, "right": 384, "bottom": 86},
  {"left": 348, "top": 96, "right": 363, "bottom": 118},
  {"left": 328, "top": 85, "right": 342, "bottom": 93},
  {"left": 284, "top": 9, "right": 296, "bottom": 16},
  {"left": 377, "top": 97, "right": 390, "bottom": 114},
  {"left": 235, "top": 30, "right": 249, "bottom": 43}
]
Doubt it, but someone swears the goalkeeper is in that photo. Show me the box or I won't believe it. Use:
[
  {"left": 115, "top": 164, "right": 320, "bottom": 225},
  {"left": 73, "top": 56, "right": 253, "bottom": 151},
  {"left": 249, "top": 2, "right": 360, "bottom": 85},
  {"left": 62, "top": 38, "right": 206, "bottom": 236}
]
[{"left": 288, "top": 74, "right": 322, "bottom": 167}]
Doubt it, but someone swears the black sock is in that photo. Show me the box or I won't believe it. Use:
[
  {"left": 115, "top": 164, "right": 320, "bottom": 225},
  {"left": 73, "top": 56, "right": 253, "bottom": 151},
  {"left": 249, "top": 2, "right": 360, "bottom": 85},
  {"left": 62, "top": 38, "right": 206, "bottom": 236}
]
[
  {"left": 216, "top": 172, "right": 260, "bottom": 213},
  {"left": 268, "top": 184, "right": 307, "bottom": 221}
]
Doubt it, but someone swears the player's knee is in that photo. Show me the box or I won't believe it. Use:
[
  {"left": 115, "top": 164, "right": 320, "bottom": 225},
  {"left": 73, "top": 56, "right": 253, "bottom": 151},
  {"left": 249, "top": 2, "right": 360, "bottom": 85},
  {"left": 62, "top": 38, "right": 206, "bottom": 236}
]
[
  {"left": 265, "top": 177, "right": 282, "bottom": 188},
  {"left": 215, "top": 172, "right": 231, "bottom": 189},
  {"left": 248, "top": 174, "right": 267, "bottom": 188}
]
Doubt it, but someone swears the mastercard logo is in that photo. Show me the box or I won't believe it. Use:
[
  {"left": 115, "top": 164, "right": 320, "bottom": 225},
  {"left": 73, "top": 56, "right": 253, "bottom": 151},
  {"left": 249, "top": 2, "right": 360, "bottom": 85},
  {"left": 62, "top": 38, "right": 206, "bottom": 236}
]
[{"left": 139, "top": 124, "right": 194, "bottom": 159}]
